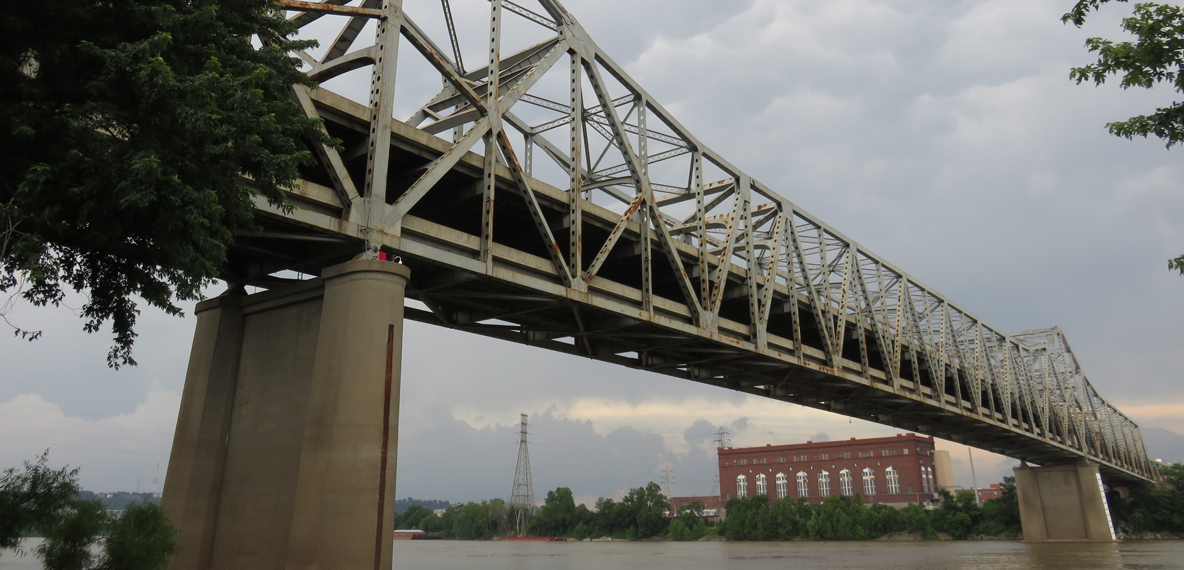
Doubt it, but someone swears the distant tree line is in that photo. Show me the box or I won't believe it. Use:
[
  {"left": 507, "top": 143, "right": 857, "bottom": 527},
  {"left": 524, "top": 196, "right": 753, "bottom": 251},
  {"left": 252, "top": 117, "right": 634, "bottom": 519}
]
[
  {"left": 719, "top": 483, "right": 1020, "bottom": 541},
  {"left": 395, "top": 497, "right": 450, "bottom": 514},
  {"left": 395, "top": 465, "right": 1184, "bottom": 542},
  {"left": 77, "top": 491, "right": 161, "bottom": 511}
]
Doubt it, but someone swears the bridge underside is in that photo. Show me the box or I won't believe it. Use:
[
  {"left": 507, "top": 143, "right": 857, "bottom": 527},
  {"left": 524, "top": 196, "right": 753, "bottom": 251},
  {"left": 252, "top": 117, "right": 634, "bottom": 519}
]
[{"left": 225, "top": 87, "right": 1151, "bottom": 485}]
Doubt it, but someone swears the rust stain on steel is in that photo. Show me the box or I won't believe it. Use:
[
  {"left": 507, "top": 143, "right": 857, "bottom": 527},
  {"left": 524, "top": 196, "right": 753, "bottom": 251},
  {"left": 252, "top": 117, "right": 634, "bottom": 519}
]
[{"left": 278, "top": 0, "right": 385, "bottom": 19}]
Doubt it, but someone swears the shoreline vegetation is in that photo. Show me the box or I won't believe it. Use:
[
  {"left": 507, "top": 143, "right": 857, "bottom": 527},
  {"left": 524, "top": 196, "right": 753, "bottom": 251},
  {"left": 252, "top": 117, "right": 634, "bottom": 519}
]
[{"left": 398, "top": 463, "right": 1184, "bottom": 543}]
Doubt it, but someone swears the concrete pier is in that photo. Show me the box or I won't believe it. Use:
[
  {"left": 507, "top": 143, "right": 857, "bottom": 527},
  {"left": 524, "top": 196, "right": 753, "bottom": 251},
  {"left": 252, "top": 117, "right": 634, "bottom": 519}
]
[
  {"left": 161, "top": 260, "right": 410, "bottom": 570},
  {"left": 1014, "top": 463, "right": 1117, "bottom": 542}
]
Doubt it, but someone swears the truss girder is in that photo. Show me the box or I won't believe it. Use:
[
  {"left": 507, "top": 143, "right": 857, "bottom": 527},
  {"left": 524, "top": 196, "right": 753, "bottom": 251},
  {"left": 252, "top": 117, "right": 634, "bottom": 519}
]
[{"left": 263, "top": 0, "right": 1156, "bottom": 483}]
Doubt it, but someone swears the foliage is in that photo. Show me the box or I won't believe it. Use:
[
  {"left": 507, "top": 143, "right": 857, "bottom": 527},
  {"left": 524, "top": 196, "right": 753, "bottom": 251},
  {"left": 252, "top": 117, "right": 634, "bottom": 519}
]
[
  {"left": 715, "top": 484, "right": 1022, "bottom": 541},
  {"left": 35, "top": 499, "right": 105, "bottom": 570},
  {"left": 96, "top": 503, "right": 179, "bottom": 570},
  {"left": 530, "top": 487, "right": 577, "bottom": 537},
  {"left": 718, "top": 495, "right": 811, "bottom": 541},
  {"left": 417, "top": 513, "right": 444, "bottom": 534},
  {"left": 429, "top": 500, "right": 507, "bottom": 539},
  {"left": 1063, "top": 1, "right": 1184, "bottom": 274},
  {"left": 395, "top": 505, "right": 433, "bottom": 530},
  {"left": 1064, "top": 1, "right": 1184, "bottom": 147},
  {"left": 0, "top": 451, "right": 81, "bottom": 551},
  {"left": 972, "top": 476, "right": 1021, "bottom": 537},
  {"left": 512, "top": 482, "right": 674, "bottom": 540},
  {"left": 395, "top": 497, "right": 450, "bottom": 513},
  {"left": 1107, "top": 463, "right": 1184, "bottom": 535},
  {"left": 0, "top": 453, "right": 179, "bottom": 569},
  {"left": 673, "top": 501, "right": 701, "bottom": 531},
  {"left": 666, "top": 519, "right": 692, "bottom": 541},
  {"left": 929, "top": 491, "right": 979, "bottom": 539},
  {"left": 622, "top": 482, "right": 670, "bottom": 539},
  {"left": 899, "top": 503, "right": 935, "bottom": 538},
  {"left": 450, "top": 503, "right": 491, "bottom": 540},
  {"left": 0, "top": 0, "right": 330, "bottom": 366}
]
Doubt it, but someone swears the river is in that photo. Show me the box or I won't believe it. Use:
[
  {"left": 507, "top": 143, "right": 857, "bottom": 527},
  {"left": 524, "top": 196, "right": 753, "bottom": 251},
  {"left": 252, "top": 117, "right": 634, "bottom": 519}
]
[{"left": 2, "top": 538, "right": 1182, "bottom": 569}]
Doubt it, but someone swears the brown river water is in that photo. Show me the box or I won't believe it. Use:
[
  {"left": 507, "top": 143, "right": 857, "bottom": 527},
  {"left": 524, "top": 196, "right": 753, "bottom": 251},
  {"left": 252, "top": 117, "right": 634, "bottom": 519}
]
[{"left": 2, "top": 538, "right": 1182, "bottom": 569}]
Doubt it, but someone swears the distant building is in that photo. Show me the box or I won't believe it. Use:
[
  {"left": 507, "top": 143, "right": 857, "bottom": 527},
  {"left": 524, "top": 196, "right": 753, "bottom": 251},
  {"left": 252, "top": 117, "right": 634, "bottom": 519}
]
[
  {"left": 955, "top": 483, "right": 1004, "bottom": 503},
  {"left": 392, "top": 530, "right": 427, "bottom": 540},
  {"left": 668, "top": 496, "right": 722, "bottom": 517},
  {"left": 718, "top": 433, "right": 954, "bottom": 508}
]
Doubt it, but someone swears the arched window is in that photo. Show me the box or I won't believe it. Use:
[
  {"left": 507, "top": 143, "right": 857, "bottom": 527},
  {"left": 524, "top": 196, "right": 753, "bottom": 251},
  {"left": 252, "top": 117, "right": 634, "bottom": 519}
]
[
  {"left": 862, "top": 467, "right": 876, "bottom": 495},
  {"left": 737, "top": 474, "right": 748, "bottom": 498},
  {"left": 885, "top": 466, "right": 900, "bottom": 494},
  {"left": 928, "top": 467, "right": 936, "bottom": 494},
  {"left": 839, "top": 469, "right": 853, "bottom": 496},
  {"left": 921, "top": 466, "right": 930, "bottom": 493},
  {"left": 775, "top": 472, "right": 788, "bottom": 499},
  {"left": 796, "top": 471, "right": 809, "bottom": 498},
  {"left": 817, "top": 470, "right": 831, "bottom": 497},
  {"left": 756, "top": 473, "right": 768, "bottom": 496}
]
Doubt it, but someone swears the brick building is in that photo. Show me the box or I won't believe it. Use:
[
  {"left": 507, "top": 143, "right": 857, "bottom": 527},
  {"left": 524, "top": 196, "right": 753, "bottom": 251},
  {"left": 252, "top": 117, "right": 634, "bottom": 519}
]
[
  {"left": 976, "top": 484, "right": 1003, "bottom": 501},
  {"left": 718, "top": 434, "right": 953, "bottom": 507},
  {"left": 669, "top": 495, "right": 722, "bottom": 516}
]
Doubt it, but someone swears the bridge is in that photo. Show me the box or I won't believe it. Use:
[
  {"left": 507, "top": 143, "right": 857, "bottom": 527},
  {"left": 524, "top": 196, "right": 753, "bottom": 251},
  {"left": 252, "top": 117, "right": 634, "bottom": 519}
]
[{"left": 161, "top": 2, "right": 1157, "bottom": 568}]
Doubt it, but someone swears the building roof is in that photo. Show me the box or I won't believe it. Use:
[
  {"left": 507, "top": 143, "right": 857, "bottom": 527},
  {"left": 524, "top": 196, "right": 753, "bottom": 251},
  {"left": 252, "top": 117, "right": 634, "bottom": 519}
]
[{"left": 717, "top": 433, "right": 934, "bottom": 455}]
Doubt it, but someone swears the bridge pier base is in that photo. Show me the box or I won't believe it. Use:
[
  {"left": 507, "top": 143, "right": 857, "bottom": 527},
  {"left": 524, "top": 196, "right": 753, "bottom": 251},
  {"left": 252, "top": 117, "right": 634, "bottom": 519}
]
[
  {"left": 161, "top": 260, "right": 410, "bottom": 570},
  {"left": 1014, "top": 463, "right": 1117, "bottom": 542}
]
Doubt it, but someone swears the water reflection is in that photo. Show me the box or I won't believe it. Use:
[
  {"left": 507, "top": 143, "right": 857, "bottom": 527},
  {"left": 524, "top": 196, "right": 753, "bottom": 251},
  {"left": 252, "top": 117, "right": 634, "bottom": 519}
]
[
  {"left": 3, "top": 538, "right": 1182, "bottom": 570},
  {"left": 394, "top": 540, "right": 1184, "bottom": 570}
]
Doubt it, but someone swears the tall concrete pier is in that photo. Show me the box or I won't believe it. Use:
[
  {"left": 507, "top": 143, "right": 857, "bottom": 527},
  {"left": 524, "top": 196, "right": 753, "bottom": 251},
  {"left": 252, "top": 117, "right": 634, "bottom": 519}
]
[
  {"left": 161, "top": 260, "right": 410, "bottom": 570},
  {"left": 1014, "top": 463, "right": 1117, "bottom": 542}
]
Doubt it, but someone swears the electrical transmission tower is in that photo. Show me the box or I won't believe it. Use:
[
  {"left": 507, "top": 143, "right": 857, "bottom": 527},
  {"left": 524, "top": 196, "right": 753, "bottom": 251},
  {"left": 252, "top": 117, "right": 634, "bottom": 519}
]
[
  {"left": 661, "top": 462, "right": 676, "bottom": 498},
  {"left": 712, "top": 427, "right": 730, "bottom": 497},
  {"left": 509, "top": 413, "right": 535, "bottom": 536}
]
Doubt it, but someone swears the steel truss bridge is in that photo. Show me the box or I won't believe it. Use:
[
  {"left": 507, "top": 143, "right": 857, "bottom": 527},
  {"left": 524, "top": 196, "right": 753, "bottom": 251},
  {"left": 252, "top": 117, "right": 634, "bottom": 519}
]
[{"left": 240, "top": 0, "right": 1155, "bottom": 483}]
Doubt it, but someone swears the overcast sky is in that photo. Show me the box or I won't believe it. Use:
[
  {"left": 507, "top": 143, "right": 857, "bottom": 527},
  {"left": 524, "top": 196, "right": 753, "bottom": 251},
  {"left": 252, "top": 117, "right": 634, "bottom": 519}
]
[{"left": 2, "top": 0, "right": 1182, "bottom": 506}]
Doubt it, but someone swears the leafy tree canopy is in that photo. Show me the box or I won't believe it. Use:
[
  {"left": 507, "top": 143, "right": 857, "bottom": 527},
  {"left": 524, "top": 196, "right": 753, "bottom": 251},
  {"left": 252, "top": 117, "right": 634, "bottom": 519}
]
[
  {"left": 1, "top": 452, "right": 179, "bottom": 569},
  {"left": 1, "top": 0, "right": 328, "bottom": 366},
  {"left": 1062, "top": 0, "right": 1184, "bottom": 274}
]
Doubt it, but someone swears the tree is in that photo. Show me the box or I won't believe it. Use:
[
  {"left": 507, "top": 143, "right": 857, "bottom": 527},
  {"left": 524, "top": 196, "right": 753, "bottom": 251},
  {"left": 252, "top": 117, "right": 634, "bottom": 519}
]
[
  {"left": 0, "top": 0, "right": 329, "bottom": 366},
  {"left": 974, "top": 476, "right": 1021, "bottom": 537},
  {"left": 0, "top": 451, "right": 80, "bottom": 551},
  {"left": 929, "top": 490, "right": 982, "bottom": 539},
  {"left": 1, "top": 453, "right": 178, "bottom": 569},
  {"left": 530, "top": 487, "right": 577, "bottom": 537},
  {"left": 95, "top": 503, "right": 179, "bottom": 570},
  {"left": 450, "top": 503, "right": 491, "bottom": 540},
  {"left": 673, "top": 500, "right": 701, "bottom": 531},
  {"left": 395, "top": 505, "right": 432, "bottom": 530},
  {"left": 1063, "top": 1, "right": 1184, "bottom": 274},
  {"left": 621, "top": 482, "right": 670, "bottom": 539}
]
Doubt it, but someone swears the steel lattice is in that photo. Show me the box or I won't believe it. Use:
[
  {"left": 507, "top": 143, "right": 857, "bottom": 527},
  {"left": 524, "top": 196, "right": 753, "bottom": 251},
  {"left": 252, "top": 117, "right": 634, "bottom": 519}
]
[{"left": 247, "top": 0, "right": 1158, "bottom": 484}]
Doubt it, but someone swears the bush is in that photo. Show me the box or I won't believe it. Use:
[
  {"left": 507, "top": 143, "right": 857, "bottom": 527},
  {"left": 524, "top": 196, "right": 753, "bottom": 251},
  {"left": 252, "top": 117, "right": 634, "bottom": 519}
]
[
  {"left": 1, "top": 453, "right": 179, "bottom": 570},
  {"left": 667, "top": 519, "right": 693, "bottom": 541},
  {"left": 98, "top": 503, "right": 179, "bottom": 570}
]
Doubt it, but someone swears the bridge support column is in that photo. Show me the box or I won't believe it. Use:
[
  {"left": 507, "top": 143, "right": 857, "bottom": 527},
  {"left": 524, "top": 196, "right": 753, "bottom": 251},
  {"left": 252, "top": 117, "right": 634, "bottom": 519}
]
[
  {"left": 161, "top": 260, "right": 410, "bottom": 570},
  {"left": 1013, "top": 463, "right": 1116, "bottom": 542}
]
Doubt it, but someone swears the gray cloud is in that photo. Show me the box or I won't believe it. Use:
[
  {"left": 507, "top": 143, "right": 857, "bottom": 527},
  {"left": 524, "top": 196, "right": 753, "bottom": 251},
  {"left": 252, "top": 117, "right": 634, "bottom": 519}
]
[
  {"left": 682, "top": 420, "right": 718, "bottom": 446},
  {"left": 729, "top": 417, "right": 750, "bottom": 433},
  {"left": 1, "top": 0, "right": 1179, "bottom": 499}
]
